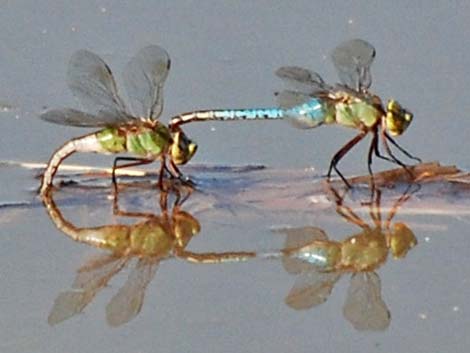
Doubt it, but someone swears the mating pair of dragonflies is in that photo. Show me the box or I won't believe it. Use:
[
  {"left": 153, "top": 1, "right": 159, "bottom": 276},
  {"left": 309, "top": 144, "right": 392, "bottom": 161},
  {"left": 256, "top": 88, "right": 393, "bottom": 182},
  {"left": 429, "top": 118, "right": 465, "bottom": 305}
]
[{"left": 39, "top": 39, "right": 421, "bottom": 196}]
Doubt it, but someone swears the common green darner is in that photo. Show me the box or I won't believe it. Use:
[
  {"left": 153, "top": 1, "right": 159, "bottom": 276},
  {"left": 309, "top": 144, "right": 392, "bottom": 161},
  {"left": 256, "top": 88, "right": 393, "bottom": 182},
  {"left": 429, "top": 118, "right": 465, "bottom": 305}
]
[
  {"left": 277, "top": 183, "right": 417, "bottom": 330},
  {"left": 170, "top": 39, "right": 421, "bottom": 187},
  {"left": 39, "top": 45, "right": 197, "bottom": 196}
]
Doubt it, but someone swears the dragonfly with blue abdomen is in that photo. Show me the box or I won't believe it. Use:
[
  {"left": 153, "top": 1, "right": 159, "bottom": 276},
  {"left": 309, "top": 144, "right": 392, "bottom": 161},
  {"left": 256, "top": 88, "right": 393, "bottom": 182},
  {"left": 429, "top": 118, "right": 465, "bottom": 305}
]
[
  {"left": 39, "top": 45, "right": 197, "bottom": 196},
  {"left": 170, "top": 39, "right": 421, "bottom": 187}
]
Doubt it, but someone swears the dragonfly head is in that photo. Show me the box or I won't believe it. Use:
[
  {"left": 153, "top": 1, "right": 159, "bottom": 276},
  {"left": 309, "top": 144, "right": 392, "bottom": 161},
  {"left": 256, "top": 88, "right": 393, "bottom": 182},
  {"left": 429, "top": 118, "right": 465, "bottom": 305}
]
[
  {"left": 170, "top": 129, "right": 197, "bottom": 165},
  {"left": 385, "top": 99, "right": 413, "bottom": 136},
  {"left": 388, "top": 223, "right": 417, "bottom": 258}
]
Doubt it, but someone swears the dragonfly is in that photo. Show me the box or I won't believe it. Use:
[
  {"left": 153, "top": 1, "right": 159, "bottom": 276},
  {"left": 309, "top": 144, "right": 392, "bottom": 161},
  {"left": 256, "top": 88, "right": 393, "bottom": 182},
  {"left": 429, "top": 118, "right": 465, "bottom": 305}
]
[
  {"left": 169, "top": 39, "right": 421, "bottom": 187},
  {"left": 39, "top": 45, "right": 197, "bottom": 197},
  {"left": 276, "top": 183, "right": 417, "bottom": 330}
]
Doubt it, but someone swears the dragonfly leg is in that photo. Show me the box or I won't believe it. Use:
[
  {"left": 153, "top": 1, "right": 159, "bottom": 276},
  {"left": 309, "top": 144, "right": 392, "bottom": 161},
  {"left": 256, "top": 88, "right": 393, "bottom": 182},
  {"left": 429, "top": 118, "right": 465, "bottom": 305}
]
[
  {"left": 384, "top": 131, "right": 422, "bottom": 163},
  {"left": 326, "top": 182, "right": 369, "bottom": 229},
  {"left": 168, "top": 160, "right": 196, "bottom": 187},
  {"left": 328, "top": 130, "right": 368, "bottom": 188},
  {"left": 367, "top": 132, "right": 375, "bottom": 175},
  {"left": 380, "top": 129, "right": 414, "bottom": 179},
  {"left": 167, "top": 160, "right": 182, "bottom": 178},
  {"left": 367, "top": 129, "right": 380, "bottom": 184},
  {"left": 112, "top": 157, "right": 153, "bottom": 210}
]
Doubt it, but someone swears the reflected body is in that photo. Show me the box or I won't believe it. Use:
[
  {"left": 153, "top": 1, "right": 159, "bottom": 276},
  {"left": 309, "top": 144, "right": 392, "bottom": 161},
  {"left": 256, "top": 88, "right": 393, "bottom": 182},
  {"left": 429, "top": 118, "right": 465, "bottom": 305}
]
[
  {"left": 42, "top": 185, "right": 255, "bottom": 326},
  {"left": 277, "top": 184, "right": 417, "bottom": 330},
  {"left": 170, "top": 39, "right": 420, "bottom": 186},
  {"left": 39, "top": 45, "right": 197, "bottom": 196}
]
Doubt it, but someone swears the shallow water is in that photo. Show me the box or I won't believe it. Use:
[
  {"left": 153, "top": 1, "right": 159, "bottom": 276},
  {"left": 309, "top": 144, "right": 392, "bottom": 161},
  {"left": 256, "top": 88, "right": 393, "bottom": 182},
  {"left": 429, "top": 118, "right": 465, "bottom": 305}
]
[
  {"left": 1, "top": 164, "right": 470, "bottom": 352},
  {"left": 1, "top": 1, "right": 470, "bottom": 352}
]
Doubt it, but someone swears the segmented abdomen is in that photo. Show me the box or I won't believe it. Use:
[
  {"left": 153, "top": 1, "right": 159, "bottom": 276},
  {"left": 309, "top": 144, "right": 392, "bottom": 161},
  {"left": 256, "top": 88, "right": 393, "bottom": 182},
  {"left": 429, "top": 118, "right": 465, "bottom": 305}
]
[
  {"left": 40, "top": 133, "right": 105, "bottom": 195},
  {"left": 283, "top": 98, "right": 335, "bottom": 128}
]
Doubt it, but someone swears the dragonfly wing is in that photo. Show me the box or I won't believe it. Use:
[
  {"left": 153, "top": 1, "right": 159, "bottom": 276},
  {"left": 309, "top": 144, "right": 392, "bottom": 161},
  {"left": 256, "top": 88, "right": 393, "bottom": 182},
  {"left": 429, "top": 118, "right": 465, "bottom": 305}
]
[
  {"left": 123, "top": 45, "right": 171, "bottom": 120},
  {"left": 342, "top": 272, "right": 390, "bottom": 331},
  {"left": 40, "top": 108, "right": 131, "bottom": 127},
  {"left": 277, "top": 90, "right": 330, "bottom": 129},
  {"left": 276, "top": 226, "right": 328, "bottom": 274},
  {"left": 48, "top": 253, "right": 127, "bottom": 325},
  {"left": 106, "top": 258, "right": 159, "bottom": 327},
  {"left": 331, "top": 39, "right": 375, "bottom": 91},
  {"left": 276, "top": 66, "right": 330, "bottom": 94},
  {"left": 285, "top": 270, "right": 340, "bottom": 310},
  {"left": 67, "top": 49, "right": 134, "bottom": 123}
]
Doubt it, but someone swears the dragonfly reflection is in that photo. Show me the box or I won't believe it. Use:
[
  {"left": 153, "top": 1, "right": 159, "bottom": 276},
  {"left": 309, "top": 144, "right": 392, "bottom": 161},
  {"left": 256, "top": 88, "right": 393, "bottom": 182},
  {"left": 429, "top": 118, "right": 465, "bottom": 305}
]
[
  {"left": 42, "top": 184, "right": 255, "bottom": 327},
  {"left": 42, "top": 177, "right": 418, "bottom": 328},
  {"left": 277, "top": 183, "right": 417, "bottom": 330}
]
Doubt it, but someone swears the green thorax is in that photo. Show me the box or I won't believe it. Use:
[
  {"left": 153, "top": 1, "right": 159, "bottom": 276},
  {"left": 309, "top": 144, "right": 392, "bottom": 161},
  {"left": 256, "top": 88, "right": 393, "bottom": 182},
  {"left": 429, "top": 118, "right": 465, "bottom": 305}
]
[
  {"left": 334, "top": 98, "right": 382, "bottom": 129},
  {"left": 96, "top": 122, "right": 172, "bottom": 157}
]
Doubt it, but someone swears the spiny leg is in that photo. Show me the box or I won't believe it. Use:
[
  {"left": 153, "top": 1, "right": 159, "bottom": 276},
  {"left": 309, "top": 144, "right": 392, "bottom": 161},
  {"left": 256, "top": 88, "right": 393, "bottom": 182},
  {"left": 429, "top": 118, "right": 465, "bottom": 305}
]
[
  {"left": 367, "top": 130, "right": 377, "bottom": 176},
  {"left": 168, "top": 160, "right": 195, "bottom": 187},
  {"left": 380, "top": 129, "right": 414, "bottom": 179},
  {"left": 384, "top": 131, "right": 422, "bottom": 163},
  {"left": 112, "top": 157, "right": 153, "bottom": 186},
  {"left": 384, "top": 182, "right": 420, "bottom": 228},
  {"left": 327, "top": 130, "right": 368, "bottom": 188},
  {"left": 326, "top": 182, "right": 369, "bottom": 229},
  {"left": 368, "top": 186, "right": 382, "bottom": 227},
  {"left": 157, "top": 156, "right": 166, "bottom": 190},
  {"left": 112, "top": 157, "right": 153, "bottom": 211},
  {"left": 371, "top": 127, "right": 404, "bottom": 167}
]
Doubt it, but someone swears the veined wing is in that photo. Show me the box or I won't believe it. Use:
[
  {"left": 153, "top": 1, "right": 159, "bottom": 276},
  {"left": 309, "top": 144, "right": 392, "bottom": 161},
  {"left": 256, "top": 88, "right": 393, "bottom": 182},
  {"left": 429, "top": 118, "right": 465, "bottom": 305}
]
[
  {"left": 342, "top": 272, "right": 390, "bottom": 331},
  {"left": 331, "top": 39, "right": 375, "bottom": 92},
  {"left": 48, "top": 253, "right": 127, "bottom": 325},
  {"left": 277, "top": 226, "right": 329, "bottom": 274},
  {"left": 106, "top": 257, "right": 159, "bottom": 327},
  {"left": 285, "top": 270, "right": 340, "bottom": 310},
  {"left": 123, "top": 45, "right": 171, "bottom": 120},
  {"left": 67, "top": 49, "right": 134, "bottom": 124},
  {"left": 40, "top": 108, "right": 134, "bottom": 127},
  {"left": 276, "top": 66, "right": 332, "bottom": 95},
  {"left": 276, "top": 89, "right": 332, "bottom": 129}
]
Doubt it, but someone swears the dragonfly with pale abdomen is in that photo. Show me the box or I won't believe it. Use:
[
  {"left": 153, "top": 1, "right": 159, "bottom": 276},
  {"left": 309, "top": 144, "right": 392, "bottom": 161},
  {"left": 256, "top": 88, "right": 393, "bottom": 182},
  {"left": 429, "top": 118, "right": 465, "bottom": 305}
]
[
  {"left": 170, "top": 39, "right": 421, "bottom": 187},
  {"left": 39, "top": 45, "right": 197, "bottom": 196}
]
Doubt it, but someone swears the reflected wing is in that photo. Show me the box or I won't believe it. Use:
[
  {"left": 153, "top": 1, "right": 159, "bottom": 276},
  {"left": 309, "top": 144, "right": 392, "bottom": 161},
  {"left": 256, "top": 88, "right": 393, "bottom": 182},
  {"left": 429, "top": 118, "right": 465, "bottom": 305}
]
[
  {"left": 342, "top": 272, "right": 390, "bottom": 331},
  {"left": 276, "top": 66, "right": 332, "bottom": 94},
  {"left": 331, "top": 39, "right": 375, "bottom": 91},
  {"left": 106, "top": 258, "right": 159, "bottom": 327},
  {"left": 48, "top": 253, "right": 127, "bottom": 325},
  {"left": 39, "top": 108, "right": 133, "bottom": 127},
  {"left": 276, "top": 226, "right": 328, "bottom": 274},
  {"left": 67, "top": 49, "right": 134, "bottom": 123},
  {"left": 285, "top": 270, "right": 340, "bottom": 310},
  {"left": 123, "top": 45, "right": 171, "bottom": 120}
]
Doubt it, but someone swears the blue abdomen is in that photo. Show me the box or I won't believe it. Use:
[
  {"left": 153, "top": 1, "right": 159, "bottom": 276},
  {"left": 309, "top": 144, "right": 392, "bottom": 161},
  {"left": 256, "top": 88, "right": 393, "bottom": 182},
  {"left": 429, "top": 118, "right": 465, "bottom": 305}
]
[
  {"left": 213, "top": 108, "right": 284, "bottom": 120},
  {"left": 284, "top": 98, "right": 333, "bottom": 128}
]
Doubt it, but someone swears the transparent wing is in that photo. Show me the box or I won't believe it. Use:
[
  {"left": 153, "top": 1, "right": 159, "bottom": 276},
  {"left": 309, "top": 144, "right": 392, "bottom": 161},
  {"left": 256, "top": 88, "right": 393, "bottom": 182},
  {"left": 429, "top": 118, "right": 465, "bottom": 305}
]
[
  {"left": 342, "top": 272, "right": 390, "bottom": 331},
  {"left": 331, "top": 39, "right": 376, "bottom": 91},
  {"left": 39, "top": 108, "right": 132, "bottom": 127},
  {"left": 276, "top": 66, "right": 332, "bottom": 95},
  {"left": 277, "top": 226, "right": 328, "bottom": 274},
  {"left": 276, "top": 90, "right": 330, "bottom": 129},
  {"left": 48, "top": 254, "right": 127, "bottom": 325},
  {"left": 106, "top": 258, "right": 159, "bottom": 327},
  {"left": 285, "top": 270, "right": 340, "bottom": 310},
  {"left": 67, "top": 49, "right": 134, "bottom": 123},
  {"left": 123, "top": 45, "right": 171, "bottom": 120}
]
